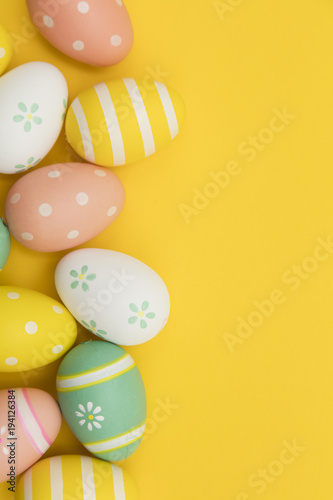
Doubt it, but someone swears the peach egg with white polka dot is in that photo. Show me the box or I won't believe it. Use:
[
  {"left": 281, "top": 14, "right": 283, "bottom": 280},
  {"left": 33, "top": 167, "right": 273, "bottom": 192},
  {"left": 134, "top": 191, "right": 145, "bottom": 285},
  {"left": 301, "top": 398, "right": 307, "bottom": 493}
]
[
  {"left": 0, "top": 286, "right": 77, "bottom": 372},
  {"left": 5, "top": 163, "right": 125, "bottom": 252},
  {"left": 26, "top": 0, "right": 133, "bottom": 67}
]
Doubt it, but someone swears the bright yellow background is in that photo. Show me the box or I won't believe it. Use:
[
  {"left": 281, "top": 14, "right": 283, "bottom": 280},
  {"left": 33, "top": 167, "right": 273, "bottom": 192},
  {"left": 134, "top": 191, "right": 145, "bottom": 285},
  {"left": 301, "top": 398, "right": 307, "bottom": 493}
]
[{"left": 1, "top": 0, "right": 333, "bottom": 498}]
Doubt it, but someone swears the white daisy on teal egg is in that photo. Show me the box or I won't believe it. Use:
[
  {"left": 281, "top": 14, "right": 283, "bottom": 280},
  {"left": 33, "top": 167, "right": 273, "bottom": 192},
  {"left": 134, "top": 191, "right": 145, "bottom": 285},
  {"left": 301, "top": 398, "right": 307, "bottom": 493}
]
[{"left": 75, "top": 402, "right": 104, "bottom": 431}]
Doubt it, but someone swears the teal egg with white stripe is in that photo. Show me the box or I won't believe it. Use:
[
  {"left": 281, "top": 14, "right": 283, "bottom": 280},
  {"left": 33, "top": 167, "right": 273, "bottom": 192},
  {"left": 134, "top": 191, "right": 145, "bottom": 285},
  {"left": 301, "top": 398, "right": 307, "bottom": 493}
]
[
  {"left": 56, "top": 341, "right": 146, "bottom": 462},
  {"left": 65, "top": 77, "right": 186, "bottom": 167},
  {"left": 0, "top": 217, "right": 10, "bottom": 270}
]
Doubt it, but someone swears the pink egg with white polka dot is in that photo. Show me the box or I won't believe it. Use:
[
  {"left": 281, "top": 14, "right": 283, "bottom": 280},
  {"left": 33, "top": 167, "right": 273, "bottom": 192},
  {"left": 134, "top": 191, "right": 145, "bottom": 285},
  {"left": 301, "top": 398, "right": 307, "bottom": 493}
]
[
  {"left": 26, "top": 0, "right": 133, "bottom": 67},
  {"left": 5, "top": 163, "right": 125, "bottom": 252},
  {"left": 0, "top": 388, "right": 62, "bottom": 483}
]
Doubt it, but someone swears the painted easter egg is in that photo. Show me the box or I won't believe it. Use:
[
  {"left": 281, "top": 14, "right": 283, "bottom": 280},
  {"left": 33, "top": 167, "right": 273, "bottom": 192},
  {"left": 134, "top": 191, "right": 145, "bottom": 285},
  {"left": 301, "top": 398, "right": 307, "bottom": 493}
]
[
  {"left": 0, "top": 218, "right": 10, "bottom": 270},
  {"left": 0, "top": 286, "right": 77, "bottom": 372},
  {"left": 15, "top": 455, "right": 139, "bottom": 499},
  {"left": 0, "top": 61, "right": 68, "bottom": 174},
  {"left": 65, "top": 78, "right": 186, "bottom": 167},
  {"left": 0, "top": 388, "right": 62, "bottom": 484},
  {"left": 0, "top": 24, "right": 12, "bottom": 76},
  {"left": 26, "top": 0, "right": 133, "bottom": 67},
  {"left": 5, "top": 163, "right": 125, "bottom": 252},
  {"left": 55, "top": 248, "right": 170, "bottom": 346},
  {"left": 56, "top": 341, "right": 146, "bottom": 462}
]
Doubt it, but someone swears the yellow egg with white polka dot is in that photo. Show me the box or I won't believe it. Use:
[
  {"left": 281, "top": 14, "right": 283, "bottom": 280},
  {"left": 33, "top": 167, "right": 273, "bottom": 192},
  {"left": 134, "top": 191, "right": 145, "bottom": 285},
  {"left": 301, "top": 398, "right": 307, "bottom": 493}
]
[
  {"left": 0, "top": 24, "right": 12, "bottom": 76},
  {"left": 65, "top": 77, "right": 186, "bottom": 167},
  {"left": 0, "top": 286, "right": 77, "bottom": 372}
]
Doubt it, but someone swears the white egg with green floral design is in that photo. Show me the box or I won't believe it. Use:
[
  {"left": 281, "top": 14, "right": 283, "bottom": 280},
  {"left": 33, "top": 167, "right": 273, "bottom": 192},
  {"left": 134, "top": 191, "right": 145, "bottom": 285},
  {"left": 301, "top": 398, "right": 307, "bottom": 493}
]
[
  {"left": 55, "top": 248, "right": 170, "bottom": 346},
  {"left": 0, "top": 61, "right": 68, "bottom": 174}
]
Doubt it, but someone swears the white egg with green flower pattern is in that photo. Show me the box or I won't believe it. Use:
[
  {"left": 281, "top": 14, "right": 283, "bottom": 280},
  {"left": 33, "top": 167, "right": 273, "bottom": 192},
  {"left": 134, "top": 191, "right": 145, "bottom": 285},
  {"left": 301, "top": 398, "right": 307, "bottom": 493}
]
[
  {"left": 55, "top": 248, "right": 170, "bottom": 346},
  {"left": 0, "top": 61, "right": 68, "bottom": 174}
]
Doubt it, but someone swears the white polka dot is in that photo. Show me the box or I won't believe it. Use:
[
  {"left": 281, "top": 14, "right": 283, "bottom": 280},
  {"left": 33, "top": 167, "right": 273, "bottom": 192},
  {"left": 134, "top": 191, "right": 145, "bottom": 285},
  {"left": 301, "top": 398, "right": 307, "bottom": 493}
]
[
  {"left": 7, "top": 293, "right": 20, "bottom": 300},
  {"left": 0, "top": 48, "right": 6, "bottom": 59},
  {"left": 73, "top": 40, "right": 85, "bottom": 51},
  {"left": 10, "top": 193, "right": 20, "bottom": 204},
  {"left": 94, "top": 170, "right": 106, "bottom": 177},
  {"left": 77, "top": 1, "right": 89, "bottom": 13},
  {"left": 22, "top": 232, "right": 33, "bottom": 241},
  {"left": 52, "top": 305, "right": 63, "bottom": 314},
  {"left": 5, "top": 357, "right": 17, "bottom": 366},
  {"left": 110, "top": 35, "right": 122, "bottom": 47},
  {"left": 116, "top": 0, "right": 123, "bottom": 5},
  {"left": 67, "top": 230, "right": 79, "bottom": 239},
  {"left": 107, "top": 206, "right": 117, "bottom": 216},
  {"left": 76, "top": 192, "right": 89, "bottom": 206},
  {"left": 38, "top": 203, "right": 52, "bottom": 217},
  {"left": 25, "top": 321, "right": 38, "bottom": 335},
  {"left": 43, "top": 15, "right": 54, "bottom": 28},
  {"left": 52, "top": 345, "right": 63, "bottom": 354},
  {"left": 48, "top": 170, "right": 61, "bottom": 178}
]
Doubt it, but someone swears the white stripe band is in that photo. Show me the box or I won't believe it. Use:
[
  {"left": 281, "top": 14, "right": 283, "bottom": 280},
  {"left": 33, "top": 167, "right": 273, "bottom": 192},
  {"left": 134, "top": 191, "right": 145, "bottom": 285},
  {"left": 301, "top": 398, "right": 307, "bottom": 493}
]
[
  {"left": 16, "top": 389, "right": 50, "bottom": 455},
  {"left": 81, "top": 456, "right": 96, "bottom": 500},
  {"left": 24, "top": 468, "right": 33, "bottom": 500},
  {"left": 112, "top": 465, "right": 126, "bottom": 500},
  {"left": 71, "top": 98, "right": 95, "bottom": 163},
  {"left": 56, "top": 354, "right": 135, "bottom": 391},
  {"left": 50, "top": 457, "right": 63, "bottom": 500},
  {"left": 154, "top": 81, "right": 179, "bottom": 139},
  {"left": 85, "top": 423, "right": 145, "bottom": 453},
  {"left": 122, "top": 78, "right": 155, "bottom": 157},
  {"left": 94, "top": 83, "right": 125, "bottom": 166}
]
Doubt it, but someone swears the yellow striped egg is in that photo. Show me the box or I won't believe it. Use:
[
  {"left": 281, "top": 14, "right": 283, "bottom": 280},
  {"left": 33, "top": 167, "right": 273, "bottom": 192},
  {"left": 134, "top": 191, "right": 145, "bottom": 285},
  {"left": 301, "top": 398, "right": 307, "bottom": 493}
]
[
  {"left": 15, "top": 455, "right": 139, "bottom": 499},
  {"left": 0, "top": 480, "right": 15, "bottom": 500},
  {"left": 65, "top": 78, "right": 186, "bottom": 167}
]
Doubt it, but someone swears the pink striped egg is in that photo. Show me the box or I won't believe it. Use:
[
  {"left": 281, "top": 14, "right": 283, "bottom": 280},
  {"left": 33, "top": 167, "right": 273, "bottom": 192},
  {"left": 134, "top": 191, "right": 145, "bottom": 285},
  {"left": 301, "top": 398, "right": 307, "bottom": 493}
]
[{"left": 0, "top": 388, "right": 62, "bottom": 483}]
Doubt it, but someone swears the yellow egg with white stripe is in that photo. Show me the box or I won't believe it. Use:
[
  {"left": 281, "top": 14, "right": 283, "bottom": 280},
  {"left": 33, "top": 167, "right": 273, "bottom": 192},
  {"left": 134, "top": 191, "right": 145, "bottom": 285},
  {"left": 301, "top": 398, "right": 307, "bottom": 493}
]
[
  {"left": 65, "top": 78, "right": 186, "bottom": 167},
  {"left": 15, "top": 455, "right": 139, "bottom": 500}
]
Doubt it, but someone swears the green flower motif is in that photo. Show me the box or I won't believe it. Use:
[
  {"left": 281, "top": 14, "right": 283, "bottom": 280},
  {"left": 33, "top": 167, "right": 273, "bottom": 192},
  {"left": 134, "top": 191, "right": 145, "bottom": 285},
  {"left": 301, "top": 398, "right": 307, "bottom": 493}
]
[
  {"left": 82, "top": 320, "right": 107, "bottom": 339},
  {"left": 70, "top": 266, "right": 96, "bottom": 291},
  {"left": 128, "top": 301, "right": 156, "bottom": 329},
  {"left": 14, "top": 156, "right": 41, "bottom": 173},
  {"left": 61, "top": 98, "right": 68, "bottom": 121},
  {"left": 13, "top": 102, "right": 42, "bottom": 132}
]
